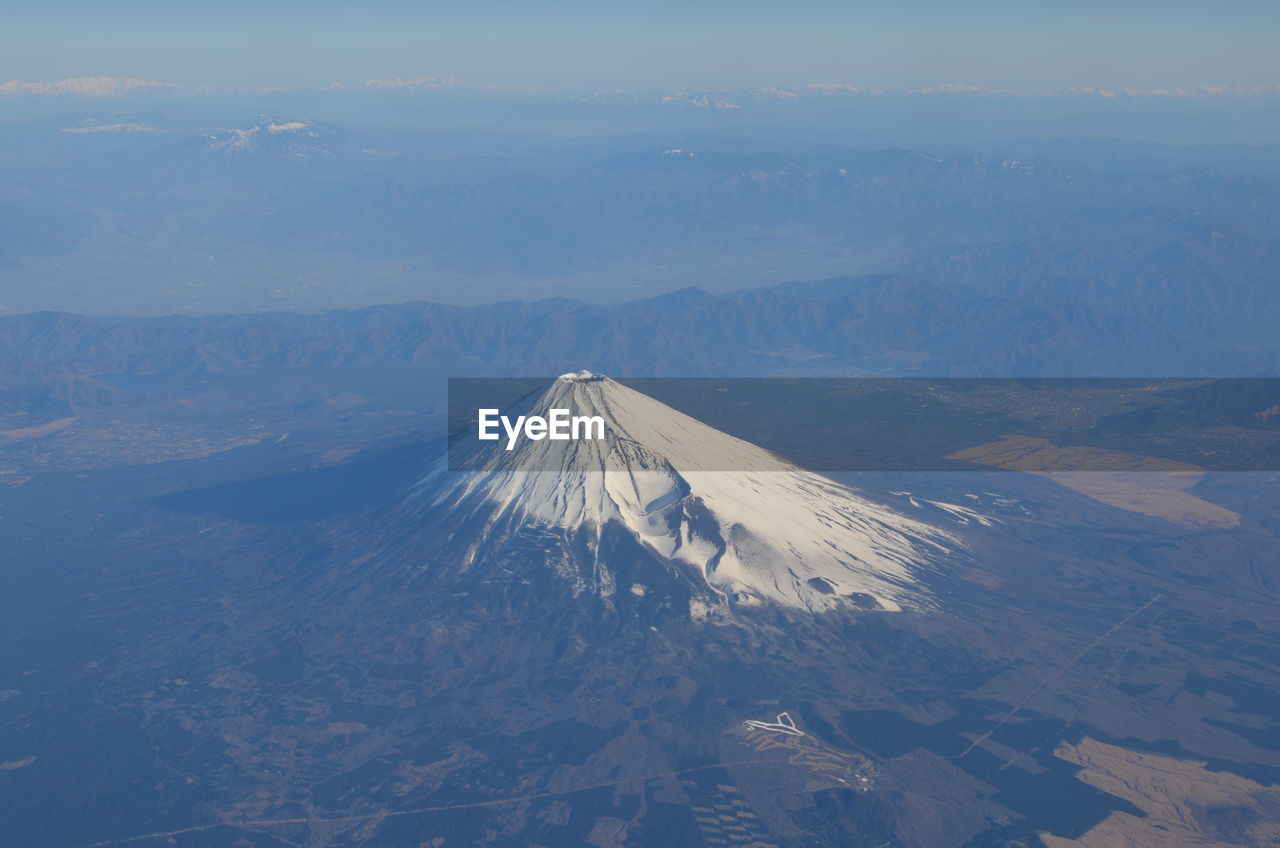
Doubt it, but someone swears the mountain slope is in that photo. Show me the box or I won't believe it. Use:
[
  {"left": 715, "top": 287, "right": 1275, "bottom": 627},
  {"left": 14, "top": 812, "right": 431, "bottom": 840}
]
[{"left": 410, "top": 372, "right": 954, "bottom": 614}]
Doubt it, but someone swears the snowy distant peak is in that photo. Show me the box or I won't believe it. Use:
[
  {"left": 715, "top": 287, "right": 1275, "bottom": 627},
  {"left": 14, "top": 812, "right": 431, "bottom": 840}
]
[
  {"left": 193, "top": 115, "right": 333, "bottom": 157},
  {"left": 426, "top": 375, "right": 957, "bottom": 615},
  {"left": 265, "top": 120, "right": 311, "bottom": 134}
]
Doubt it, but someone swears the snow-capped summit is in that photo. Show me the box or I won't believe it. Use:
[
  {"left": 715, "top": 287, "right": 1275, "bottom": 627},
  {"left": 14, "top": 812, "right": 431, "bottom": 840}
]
[
  {"left": 416, "top": 375, "right": 955, "bottom": 615},
  {"left": 192, "top": 115, "right": 332, "bottom": 157},
  {"left": 557, "top": 369, "right": 606, "bottom": 382}
]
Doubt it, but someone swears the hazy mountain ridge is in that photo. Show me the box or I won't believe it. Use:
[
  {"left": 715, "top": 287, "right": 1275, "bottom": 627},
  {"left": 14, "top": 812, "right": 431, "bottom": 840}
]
[
  {"left": 1, "top": 274, "right": 1273, "bottom": 387},
  {"left": 3, "top": 123, "right": 1278, "bottom": 313},
  {"left": 184, "top": 145, "right": 1280, "bottom": 276}
]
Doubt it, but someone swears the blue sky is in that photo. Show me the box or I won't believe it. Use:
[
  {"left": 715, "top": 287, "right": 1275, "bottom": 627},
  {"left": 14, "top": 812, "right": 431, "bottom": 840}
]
[{"left": 3, "top": 0, "right": 1278, "bottom": 92}]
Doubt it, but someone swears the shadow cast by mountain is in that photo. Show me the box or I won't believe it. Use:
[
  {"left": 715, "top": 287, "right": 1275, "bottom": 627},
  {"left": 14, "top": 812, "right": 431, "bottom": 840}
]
[{"left": 154, "top": 441, "right": 436, "bottom": 524}]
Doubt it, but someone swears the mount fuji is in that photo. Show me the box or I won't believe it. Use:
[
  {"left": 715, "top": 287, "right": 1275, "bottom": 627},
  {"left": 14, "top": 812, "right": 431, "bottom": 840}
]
[
  {"left": 402, "top": 372, "right": 958, "bottom": 616},
  {"left": 18, "top": 367, "right": 1269, "bottom": 848}
]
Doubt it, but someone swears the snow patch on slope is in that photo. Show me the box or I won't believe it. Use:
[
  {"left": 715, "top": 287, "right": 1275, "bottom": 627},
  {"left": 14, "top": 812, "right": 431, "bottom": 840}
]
[{"left": 426, "top": 373, "right": 957, "bottom": 613}]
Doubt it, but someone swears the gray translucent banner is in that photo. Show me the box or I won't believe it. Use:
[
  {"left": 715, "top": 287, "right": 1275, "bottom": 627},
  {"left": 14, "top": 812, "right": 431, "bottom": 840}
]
[{"left": 447, "top": 376, "right": 1280, "bottom": 472}]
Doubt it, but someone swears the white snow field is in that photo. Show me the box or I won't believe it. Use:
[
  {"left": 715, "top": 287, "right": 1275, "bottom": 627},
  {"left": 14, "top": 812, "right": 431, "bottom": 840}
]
[{"left": 423, "top": 372, "right": 958, "bottom": 613}]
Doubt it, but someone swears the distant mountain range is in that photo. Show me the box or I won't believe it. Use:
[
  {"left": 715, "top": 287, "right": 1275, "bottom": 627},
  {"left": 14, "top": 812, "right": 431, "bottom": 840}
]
[
  {"left": 2, "top": 122, "right": 1277, "bottom": 314},
  {"left": 1, "top": 273, "right": 1275, "bottom": 387}
]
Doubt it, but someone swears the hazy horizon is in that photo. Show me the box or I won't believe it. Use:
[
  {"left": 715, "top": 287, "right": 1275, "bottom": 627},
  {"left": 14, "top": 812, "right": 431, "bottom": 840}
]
[{"left": 5, "top": 0, "right": 1280, "bottom": 93}]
